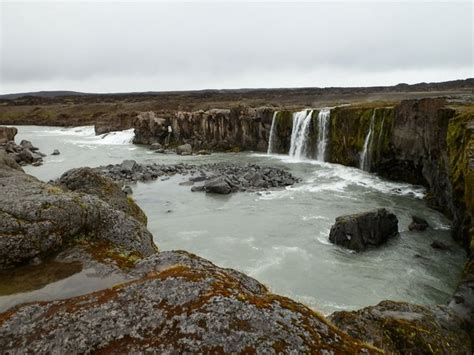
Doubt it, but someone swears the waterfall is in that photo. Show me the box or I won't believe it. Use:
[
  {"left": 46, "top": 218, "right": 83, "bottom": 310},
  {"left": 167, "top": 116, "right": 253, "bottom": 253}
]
[
  {"left": 316, "top": 108, "right": 331, "bottom": 161},
  {"left": 360, "top": 110, "right": 376, "bottom": 171},
  {"left": 267, "top": 111, "right": 278, "bottom": 154},
  {"left": 289, "top": 109, "right": 313, "bottom": 159}
]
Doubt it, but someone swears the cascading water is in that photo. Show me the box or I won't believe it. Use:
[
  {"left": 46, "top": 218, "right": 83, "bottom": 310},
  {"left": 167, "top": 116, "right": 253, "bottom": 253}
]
[
  {"left": 267, "top": 111, "right": 278, "bottom": 154},
  {"left": 316, "top": 109, "right": 331, "bottom": 162},
  {"left": 289, "top": 110, "right": 313, "bottom": 159},
  {"left": 359, "top": 110, "right": 376, "bottom": 171}
]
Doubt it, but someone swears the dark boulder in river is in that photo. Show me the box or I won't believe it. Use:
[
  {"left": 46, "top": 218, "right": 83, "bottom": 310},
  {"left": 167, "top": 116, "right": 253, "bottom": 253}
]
[{"left": 329, "top": 208, "right": 399, "bottom": 251}]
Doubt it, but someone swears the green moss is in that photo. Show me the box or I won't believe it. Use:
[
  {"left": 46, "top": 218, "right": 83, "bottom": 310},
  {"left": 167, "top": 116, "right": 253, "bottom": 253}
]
[
  {"left": 328, "top": 106, "right": 394, "bottom": 168},
  {"left": 447, "top": 110, "right": 474, "bottom": 250}
]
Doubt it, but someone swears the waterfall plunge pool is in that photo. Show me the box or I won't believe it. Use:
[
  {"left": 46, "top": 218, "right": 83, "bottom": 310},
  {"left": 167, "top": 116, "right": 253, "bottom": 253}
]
[{"left": 1, "top": 125, "right": 466, "bottom": 315}]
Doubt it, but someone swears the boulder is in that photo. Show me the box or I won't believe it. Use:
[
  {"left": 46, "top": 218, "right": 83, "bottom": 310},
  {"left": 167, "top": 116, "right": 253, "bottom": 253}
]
[
  {"left": 0, "top": 250, "right": 380, "bottom": 354},
  {"left": 328, "top": 208, "right": 399, "bottom": 251},
  {"left": 19, "top": 139, "right": 39, "bottom": 152},
  {"left": 150, "top": 142, "right": 163, "bottom": 150},
  {"left": 120, "top": 159, "right": 137, "bottom": 173},
  {"left": 58, "top": 167, "right": 147, "bottom": 225},
  {"left": 329, "top": 300, "right": 471, "bottom": 354},
  {"left": 17, "top": 148, "right": 43, "bottom": 164},
  {"left": 51, "top": 149, "right": 60, "bottom": 155},
  {"left": 176, "top": 143, "right": 192, "bottom": 155},
  {"left": 0, "top": 126, "right": 17, "bottom": 144},
  {"left": 408, "top": 215, "right": 429, "bottom": 231},
  {"left": 0, "top": 157, "right": 156, "bottom": 269},
  {"left": 203, "top": 176, "right": 232, "bottom": 194}
]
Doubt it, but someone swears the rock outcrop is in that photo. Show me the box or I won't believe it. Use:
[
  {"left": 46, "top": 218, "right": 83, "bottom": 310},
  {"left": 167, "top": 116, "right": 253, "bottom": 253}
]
[
  {"left": 1, "top": 137, "right": 46, "bottom": 166},
  {"left": 57, "top": 167, "right": 148, "bottom": 225},
  {"left": 96, "top": 160, "right": 300, "bottom": 192},
  {"left": 328, "top": 209, "right": 399, "bottom": 251},
  {"left": 329, "top": 300, "right": 471, "bottom": 354},
  {"left": 133, "top": 106, "right": 274, "bottom": 152},
  {"left": 0, "top": 250, "right": 381, "bottom": 353},
  {"left": 0, "top": 126, "right": 17, "bottom": 144},
  {"left": 0, "top": 152, "right": 156, "bottom": 269}
]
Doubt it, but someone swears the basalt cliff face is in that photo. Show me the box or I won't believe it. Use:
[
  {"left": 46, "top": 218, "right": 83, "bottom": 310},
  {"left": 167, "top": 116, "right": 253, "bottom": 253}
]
[{"left": 133, "top": 106, "right": 274, "bottom": 151}]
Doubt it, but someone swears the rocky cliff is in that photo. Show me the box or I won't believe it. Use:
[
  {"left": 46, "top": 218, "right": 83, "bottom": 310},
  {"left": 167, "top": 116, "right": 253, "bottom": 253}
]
[{"left": 133, "top": 106, "right": 275, "bottom": 151}]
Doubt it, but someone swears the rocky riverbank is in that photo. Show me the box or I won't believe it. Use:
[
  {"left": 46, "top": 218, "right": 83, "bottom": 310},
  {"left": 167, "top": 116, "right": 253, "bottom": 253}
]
[
  {"left": 94, "top": 160, "right": 300, "bottom": 193},
  {"left": 0, "top": 126, "right": 47, "bottom": 166}
]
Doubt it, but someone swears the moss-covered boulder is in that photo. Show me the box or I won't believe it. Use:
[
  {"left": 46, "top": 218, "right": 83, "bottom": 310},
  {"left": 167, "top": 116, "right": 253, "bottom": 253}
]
[
  {"left": 329, "top": 300, "right": 472, "bottom": 354},
  {"left": 0, "top": 151, "right": 157, "bottom": 269},
  {"left": 58, "top": 167, "right": 147, "bottom": 225}
]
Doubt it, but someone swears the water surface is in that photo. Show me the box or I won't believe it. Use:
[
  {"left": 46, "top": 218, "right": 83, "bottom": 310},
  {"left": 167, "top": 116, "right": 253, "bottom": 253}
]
[{"left": 5, "top": 125, "right": 465, "bottom": 314}]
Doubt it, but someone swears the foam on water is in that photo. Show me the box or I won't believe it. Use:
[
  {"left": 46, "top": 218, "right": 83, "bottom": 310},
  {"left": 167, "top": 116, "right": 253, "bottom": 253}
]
[{"left": 73, "top": 129, "right": 135, "bottom": 145}]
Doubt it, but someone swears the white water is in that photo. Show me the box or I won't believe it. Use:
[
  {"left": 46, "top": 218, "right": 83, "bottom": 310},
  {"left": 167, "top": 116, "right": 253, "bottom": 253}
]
[
  {"left": 316, "top": 109, "right": 331, "bottom": 162},
  {"left": 83, "top": 128, "right": 135, "bottom": 145},
  {"left": 360, "top": 110, "right": 376, "bottom": 171},
  {"left": 289, "top": 110, "right": 313, "bottom": 159},
  {"left": 267, "top": 111, "right": 278, "bottom": 154}
]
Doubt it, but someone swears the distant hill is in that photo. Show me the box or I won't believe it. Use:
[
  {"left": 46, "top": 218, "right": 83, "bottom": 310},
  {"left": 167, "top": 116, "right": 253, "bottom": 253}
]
[
  {"left": 0, "top": 91, "right": 90, "bottom": 100},
  {"left": 1, "top": 78, "right": 473, "bottom": 100}
]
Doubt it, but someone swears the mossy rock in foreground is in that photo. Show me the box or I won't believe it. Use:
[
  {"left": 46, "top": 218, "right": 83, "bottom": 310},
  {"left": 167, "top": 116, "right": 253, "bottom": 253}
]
[
  {"left": 0, "top": 250, "right": 382, "bottom": 354},
  {"left": 329, "top": 300, "right": 472, "bottom": 354}
]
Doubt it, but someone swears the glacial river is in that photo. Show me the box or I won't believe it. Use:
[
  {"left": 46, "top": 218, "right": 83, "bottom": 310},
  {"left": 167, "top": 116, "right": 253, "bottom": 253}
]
[{"left": 2, "top": 125, "right": 466, "bottom": 315}]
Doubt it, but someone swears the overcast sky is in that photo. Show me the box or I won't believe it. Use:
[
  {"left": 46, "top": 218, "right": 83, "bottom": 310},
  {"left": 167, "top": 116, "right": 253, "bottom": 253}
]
[{"left": 1, "top": 1, "right": 472, "bottom": 94}]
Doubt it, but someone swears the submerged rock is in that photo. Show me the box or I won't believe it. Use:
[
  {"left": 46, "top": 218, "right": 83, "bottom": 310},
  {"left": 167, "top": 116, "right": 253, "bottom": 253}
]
[
  {"left": 431, "top": 240, "right": 451, "bottom": 251},
  {"left": 0, "top": 250, "right": 380, "bottom": 354},
  {"left": 328, "top": 208, "right": 399, "bottom": 251},
  {"left": 329, "top": 300, "right": 471, "bottom": 354},
  {"left": 408, "top": 215, "right": 429, "bottom": 231},
  {"left": 51, "top": 149, "right": 60, "bottom": 155}
]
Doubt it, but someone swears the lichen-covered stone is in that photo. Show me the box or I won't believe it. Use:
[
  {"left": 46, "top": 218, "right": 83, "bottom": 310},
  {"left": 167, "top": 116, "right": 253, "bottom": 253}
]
[
  {"left": 57, "top": 167, "right": 147, "bottom": 225},
  {"left": 0, "top": 152, "right": 157, "bottom": 269},
  {"left": 0, "top": 250, "right": 381, "bottom": 353},
  {"left": 329, "top": 300, "right": 472, "bottom": 354}
]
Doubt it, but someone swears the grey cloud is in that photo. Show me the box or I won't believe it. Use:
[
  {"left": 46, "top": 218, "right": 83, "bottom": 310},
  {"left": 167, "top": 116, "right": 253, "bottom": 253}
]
[{"left": 0, "top": 1, "right": 472, "bottom": 93}]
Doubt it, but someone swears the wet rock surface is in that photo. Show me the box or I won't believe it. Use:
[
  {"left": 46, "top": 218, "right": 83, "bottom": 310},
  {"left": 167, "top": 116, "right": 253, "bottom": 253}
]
[
  {"left": 0, "top": 152, "right": 156, "bottom": 269},
  {"left": 329, "top": 208, "right": 399, "bottom": 251},
  {"left": 408, "top": 215, "right": 429, "bottom": 231},
  {"left": 96, "top": 160, "right": 300, "bottom": 193},
  {"left": 0, "top": 250, "right": 381, "bottom": 354},
  {"left": 329, "top": 300, "right": 472, "bottom": 354}
]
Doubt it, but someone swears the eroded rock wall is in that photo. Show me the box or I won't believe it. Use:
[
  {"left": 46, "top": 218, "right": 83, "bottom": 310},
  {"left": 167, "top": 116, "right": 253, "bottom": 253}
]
[{"left": 133, "top": 106, "right": 274, "bottom": 151}]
